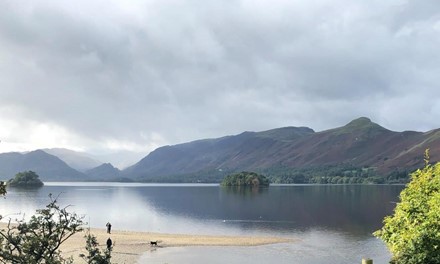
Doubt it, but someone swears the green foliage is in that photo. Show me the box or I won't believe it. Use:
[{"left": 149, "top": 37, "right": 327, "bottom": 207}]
[
  {"left": 424, "top": 148, "right": 430, "bottom": 166},
  {"left": 139, "top": 168, "right": 231, "bottom": 183},
  {"left": 261, "top": 164, "right": 409, "bottom": 184},
  {"left": 0, "top": 181, "right": 6, "bottom": 196},
  {"left": 221, "top": 171, "right": 270, "bottom": 187},
  {"left": 0, "top": 194, "right": 84, "bottom": 264},
  {"left": 136, "top": 163, "right": 409, "bottom": 184},
  {"left": 7, "top": 171, "right": 44, "bottom": 188},
  {"left": 374, "top": 162, "right": 440, "bottom": 264},
  {"left": 80, "top": 230, "right": 112, "bottom": 264}
]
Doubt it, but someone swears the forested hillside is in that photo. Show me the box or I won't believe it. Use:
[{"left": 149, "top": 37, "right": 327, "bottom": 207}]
[{"left": 123, "top": 117, "right": 440, "bottom": 183}]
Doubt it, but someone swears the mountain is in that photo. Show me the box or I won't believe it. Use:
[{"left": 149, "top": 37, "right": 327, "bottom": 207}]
[
  {"left": 85, "top": 163, "right": 121, "bottom": 181},
  {"left": 123, "top": 117, "right": 440, "bottom": 182},
  {"left": 123, "top": 126, "right": 315, "bottom": 180},
  {"left": 2, "top": 117, "right": 438, "bottom": 183},
  {"left": 0, "top": 150, "right": 88, "bottom": 181},
  {"left": 91, "top": 150, "right": 148, "bottom": 170},
  {"left": 42, "top": 148, "right": 103, "bottom": 172}
]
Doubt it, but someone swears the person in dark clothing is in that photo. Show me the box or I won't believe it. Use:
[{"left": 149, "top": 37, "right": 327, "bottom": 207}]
[
  {"left": 106, "top": 237, "right": 112, "bottom": 250},
  {"left": 106, "top": 222, "right": 112, "bottom": 234}
]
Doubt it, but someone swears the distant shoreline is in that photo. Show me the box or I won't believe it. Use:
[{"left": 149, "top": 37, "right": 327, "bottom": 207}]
[
  {"left": 40, "top": 181, "right": 406, "bottom": 186},
  {"left": 0, "top": 223, "right": 293, "bottom": 263}
]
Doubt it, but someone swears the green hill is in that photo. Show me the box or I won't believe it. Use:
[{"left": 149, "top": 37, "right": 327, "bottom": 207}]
[{"left": 123, "top": 117, "right": 440, "bottom": 183}]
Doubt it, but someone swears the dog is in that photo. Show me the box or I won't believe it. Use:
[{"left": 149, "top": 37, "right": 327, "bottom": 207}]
[{"left": 150, "top": 241, "right": 158, "bottom": 246}]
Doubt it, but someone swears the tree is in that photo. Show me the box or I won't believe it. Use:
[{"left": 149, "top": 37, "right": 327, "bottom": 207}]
[
  {"left": 221, "top": 171, "right": 270, "bottom": 187},
  {"left": 374, "top": 160, "right": 440, "bottom": 263},
  {"left": 7, "top": 171, "right": 44, "bottom": 188},
  {"left": 0, "top": 194, "right": 84, "bottom": 264},
  {"left": 80, "top": 230, "right": 112, "bottom": 264}
]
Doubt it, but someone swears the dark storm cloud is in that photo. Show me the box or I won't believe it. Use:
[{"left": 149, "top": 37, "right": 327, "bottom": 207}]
[{"left": 1, "top": 0, "right": 440, "bottom": 156}]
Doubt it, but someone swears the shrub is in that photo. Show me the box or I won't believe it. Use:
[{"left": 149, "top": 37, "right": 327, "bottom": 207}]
[{"left": 374, "top": 159, "right": 440, "bottom": 263}]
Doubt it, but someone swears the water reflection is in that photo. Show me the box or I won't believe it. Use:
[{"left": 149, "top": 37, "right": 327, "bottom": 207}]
[
  {"left": 134, "top": 184, "right": 401, "bottom": 235},
  {"left": 0, "top": 184, "right": 403, "bottom": 237},
  {"left": 139, "top": 231, "right": 392, "bottom": 264},
  {"left": 0, "top": 183, "right": 401, "bottom": 264},
  {"left": 221, "top": 186, "right": 269, "bottom": 196}
]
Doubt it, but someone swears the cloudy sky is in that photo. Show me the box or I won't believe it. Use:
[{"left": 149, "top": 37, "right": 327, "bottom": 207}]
[{"left": 1, "top": 0, "right": 439, "bottom": 166}]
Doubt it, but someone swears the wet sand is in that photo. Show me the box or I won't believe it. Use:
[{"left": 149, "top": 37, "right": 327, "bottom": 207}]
[{"left": 0, "top": 224, "right": 293, "bottom": 263}]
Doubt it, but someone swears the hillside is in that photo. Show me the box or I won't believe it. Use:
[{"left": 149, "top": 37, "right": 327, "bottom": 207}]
[
  {"left": 0, "top": 150, "right": 88, "bottom": 181},
  {"left": 85, "top": 163, "right": 121, "bottom": 181},
  {"left": 123, "top": 117, "right": 440, "bottom": 183},
  {"left": 43, "top": 148, "right": 103, "bottom": 172},
  {"left": 123, "top": 126, "right": 315, "bottom": 180},
  {"left": 1, "top": 117, "right": 438, "bottom": 183}
]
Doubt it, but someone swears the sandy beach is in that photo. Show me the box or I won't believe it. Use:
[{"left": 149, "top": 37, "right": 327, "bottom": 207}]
[
  {"left": 61, "top": 228, "right": 293, "bottom": 263},
  {"left": 0, "top": 223, "right": 293, "bottom": 263}
]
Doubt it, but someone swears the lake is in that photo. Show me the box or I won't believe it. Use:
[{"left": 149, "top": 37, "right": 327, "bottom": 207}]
[{"left": 0, "top": 183, "right": 403, "bottom": 263}]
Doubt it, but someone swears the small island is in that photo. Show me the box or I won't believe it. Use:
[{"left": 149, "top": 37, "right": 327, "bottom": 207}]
[
  {"left": 7, "top": 171, "right": 44, "bottom": 188},
  {"left": 221, "top": 171, "right": 270, "bottom": 187}
]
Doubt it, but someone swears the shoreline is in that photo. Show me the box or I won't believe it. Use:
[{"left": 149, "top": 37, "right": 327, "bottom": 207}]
[{"left": 0, "top": 223, "right": 293, "bottom": 263}]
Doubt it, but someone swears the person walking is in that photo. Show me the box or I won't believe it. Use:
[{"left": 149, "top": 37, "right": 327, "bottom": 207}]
[
  {"left": 106, "top": 237, "right": 112, "bottom": 250},
  {"left": 106, "top": 222, "right": 112, "bottom": 234}
]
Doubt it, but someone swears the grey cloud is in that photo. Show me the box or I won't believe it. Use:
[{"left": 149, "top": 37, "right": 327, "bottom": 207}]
[{"left": 1, "top": 0, "right": 440, "bottom": 156}]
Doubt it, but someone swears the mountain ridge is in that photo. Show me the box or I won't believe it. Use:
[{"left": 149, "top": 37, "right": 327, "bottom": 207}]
[
  {"left": 42, "top": 148, "right": 103, "bottom": 172},
  {"left": 0, "top": 150, "right": 88, "bottom": 181},
  {"left": 1, "top": 117, "right": 439, "bottom": 183},
  {"left": 122, "top": 117, "right": 440, "bottom": 183},
  {"left": 85, "top": 163, "right": 121, "bottom": 180}
]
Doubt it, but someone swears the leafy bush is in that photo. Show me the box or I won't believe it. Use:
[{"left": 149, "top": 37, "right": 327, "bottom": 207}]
[
  {"left": 0, "top": 194, "right": 83, "bottom": 263},
  {"left": 374, "top": 160, "right": 440, "bottom": 263},
  {"left": 80, "top": 230, "right": 112, "bottom": 264},
  {"left": 0, "top": 194, "right": 113, "bottom": 263},
  {"left": 0, "top": 181, "right": 5, "bottom": 196}
]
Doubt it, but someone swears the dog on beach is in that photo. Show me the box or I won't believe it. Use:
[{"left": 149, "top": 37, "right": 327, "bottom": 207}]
[{"left": 150, "top": 241, "right": 158, "bottom": 246}]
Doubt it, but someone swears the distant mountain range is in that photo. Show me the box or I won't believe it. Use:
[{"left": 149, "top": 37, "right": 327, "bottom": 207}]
[
  {"left": 0, "top": 150, "right": 88, "bottom": 181},
  {"left": 42, "top": 148, "right": 103, "bottom": 172},
  {"left": 123, "top": 117, "right": 440, "bottom": 183},
  {"left": 0, "top": 117, "right": 439, "bottom": 183},
  {"left": 0, "top": 149, "right": 118, "bottom": 182}
]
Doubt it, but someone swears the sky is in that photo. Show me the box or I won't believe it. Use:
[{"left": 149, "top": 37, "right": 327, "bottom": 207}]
[{"left": 1, "top": 0, "right": 440, "bottom": 167}]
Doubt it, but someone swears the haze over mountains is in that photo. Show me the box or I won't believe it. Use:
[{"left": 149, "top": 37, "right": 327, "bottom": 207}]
[
  {"left": 42, "top": 148, "right": 103, "bottom": 172},
  {"left": 1, "top": 117, "right": 439, "bottom": 183},
  {"left": 0, "top": 150, "right": 87, "bottom": 181}
]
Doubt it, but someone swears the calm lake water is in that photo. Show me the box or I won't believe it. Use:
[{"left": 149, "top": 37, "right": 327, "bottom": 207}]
[{"left": 0, "top": 183, "right": 404, "bottom": 264}]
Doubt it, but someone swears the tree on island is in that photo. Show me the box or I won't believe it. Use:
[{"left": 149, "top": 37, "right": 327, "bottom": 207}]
[
  {"left": 221, "top": 171, "right": 270, "bottom": 187},
  {"left": 0, "top": 194, "right": 112, "bottom": 264},
  {"left": 7, "top": 171, "right": 44, "bottom": 188},
  {"left": 374, "top": 150, "right": 440, "bottom": 264}
]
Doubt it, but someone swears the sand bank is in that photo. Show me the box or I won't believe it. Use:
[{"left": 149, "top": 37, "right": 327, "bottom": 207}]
[
  {"left": 63, "top": 228, "right": 293, "bottom": 263},
  {"left": 0, "top": 223, "right": 293, "bottom": 263}
]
